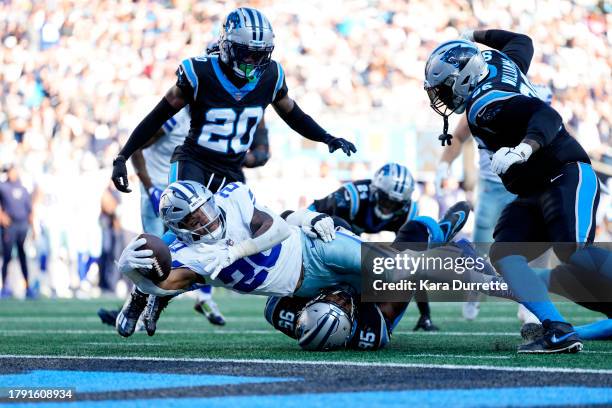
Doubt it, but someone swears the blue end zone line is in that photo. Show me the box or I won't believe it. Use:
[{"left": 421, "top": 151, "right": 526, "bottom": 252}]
[
  {"left": 0, "top": 355, "right": 611, "bottom": 375},
  {"left": 1, "top": 387, "right": 611, "bottom": 408}
]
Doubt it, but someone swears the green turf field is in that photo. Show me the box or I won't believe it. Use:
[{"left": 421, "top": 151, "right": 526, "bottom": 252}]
[{"left": 1, "top": 294, "right": 611, "bottom": 370}]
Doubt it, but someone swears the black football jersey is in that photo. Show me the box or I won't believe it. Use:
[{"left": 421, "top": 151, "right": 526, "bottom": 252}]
[
  {"left": 465, "top": 49, "right": 589, "bottom": 196},
  {"left": 172, "top": 55, "right": 287, "bottom": 181},
  {"left": 310, "top": 179, "right": 418, "bottom": 235}
]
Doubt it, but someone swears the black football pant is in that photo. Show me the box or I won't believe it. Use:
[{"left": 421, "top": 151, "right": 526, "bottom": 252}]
[
  {"left": 169, "top": 159, "right": 244, "bottom": 193},
  {"left": 1, "top": 221, "right": 29, "bottom": 288},
  {"left": 491, "top": 162, "right": 600, "bottom": 264}
]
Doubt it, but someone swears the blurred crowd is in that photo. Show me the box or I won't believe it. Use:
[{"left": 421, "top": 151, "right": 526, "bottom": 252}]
[{"left": 0, "top": 0, "right": 610, "bottom": 298}]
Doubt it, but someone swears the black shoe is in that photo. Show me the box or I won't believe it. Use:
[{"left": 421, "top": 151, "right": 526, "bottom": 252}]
[
  {"left": 438, "top": 201, "right": 471, "bottom": 243},
  {"left": 115, "top": 289, "right": 148, "bottom": 338},
  {"left": 98, "top": 308, "right": 119, "bottom": 327},
  {"left": 518, "top": 320, "right": 583, "bottom": 354},
  {"left": 143, "top": 295, "right": 172, "bottom": 336},
  {"left": 520, "top": 322, "right": 545, "bottom": 342},
  {"left": 413, "top": 315, "right": 439, "bottom": 332}
]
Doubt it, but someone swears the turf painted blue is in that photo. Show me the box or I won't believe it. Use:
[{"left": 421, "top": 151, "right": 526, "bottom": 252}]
[
  {"left": 1, "top": 387, "right": 611, "bottom": 408},
  {"left": 0, "top": 370, "right": 299, "bottom": 392}
]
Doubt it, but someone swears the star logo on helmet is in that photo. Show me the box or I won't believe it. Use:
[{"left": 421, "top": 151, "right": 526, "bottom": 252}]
[{"left": 225, "top": 239, "right": 234, "bottom": 247}]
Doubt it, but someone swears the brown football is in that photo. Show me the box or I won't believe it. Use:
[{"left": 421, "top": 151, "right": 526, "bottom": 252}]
[{"left": 136, "top": 233, "right": 172, "bottom": 283}]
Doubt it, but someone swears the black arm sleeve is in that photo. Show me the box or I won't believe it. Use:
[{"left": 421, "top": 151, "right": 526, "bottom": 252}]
[
  {"left": 476, "top": 29, "right": 534, "bottom": 74},
  {"left": 312, "top": 186, "right": 352, "bottom": 220},
  {"left": 119, "top": 98, "right": 180, "bottom": 159},
  {"left": 274, "top": 102, "right": 332, "bottom": 144},
  {"left": 524, "top": 103, "right": 563, "bottom": 147},
  {"left": 244, "top": 126, "right": 270, "bottom": 168}
]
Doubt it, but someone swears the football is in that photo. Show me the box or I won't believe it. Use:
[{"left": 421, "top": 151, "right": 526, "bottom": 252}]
[{"left": 136, "top": 233, "right": 172, "bottom": 283}]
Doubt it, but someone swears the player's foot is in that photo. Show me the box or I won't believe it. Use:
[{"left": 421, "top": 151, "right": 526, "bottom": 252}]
[
  {"left": 462, "top": 301, "right": 480, "bottom": 321},
  {"left": 98, "top": 308, "right": 119, "bottom": 327},
  {"left": 143, "top": 295, "right": 172, "bottom": 336},
  {"left": 25, "top": 287, "right": 37, "bottom": 299},
  {"left": 194, "top": 299, "right": 226, "bottom": 326},
  {"left": 1, "top": 287, "right": 13, "bottom": 298},
  {"left": 116, "top": 289, "right": 148, "bottom": 337},
  {"left": 518, "top": 320, "right": 582, "bottom": 354},
  {"left": 520, "top": 322, "right": 544, "bottom": 342},
  {"left": 438, "top": 201, "right": 471, "bottom": 242},
  {"left": 413, "top": 315, "right": 439, "bottom": 331}
]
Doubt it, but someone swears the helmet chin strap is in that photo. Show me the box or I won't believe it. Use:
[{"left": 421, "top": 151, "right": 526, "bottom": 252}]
[{"left": 438, "top": 114, "right": 453, "bottom": 146}]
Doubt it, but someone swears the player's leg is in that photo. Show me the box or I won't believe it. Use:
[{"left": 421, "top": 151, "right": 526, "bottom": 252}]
[
  {"left": 491, "top": 197, "right": 581, "bottom": 353},
  {"left": 464, "top": 178, "right": 516, "bottom": 320},
  {"left": 115, "top": 287, "right": 149, "bottom": 337},
  {"left": 194, "top": 286, "right": 226, "bottom": 326},
  {"left": 1, "top": 224, "right": 16, "bottom": 298},
  {"left": 15, "top": 222, "right": 32, "bottom": 297}
]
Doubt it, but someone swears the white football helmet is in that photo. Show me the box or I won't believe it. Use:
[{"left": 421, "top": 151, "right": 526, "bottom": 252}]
[
  {"left": 159, "top": 181, "right": 226, "bottom": 245},
  {"left": 370, "top": 163, "right": 414, "bottom": 220},
  {"left": 219, "top": 7, "right": 274, "bottom": 81}
]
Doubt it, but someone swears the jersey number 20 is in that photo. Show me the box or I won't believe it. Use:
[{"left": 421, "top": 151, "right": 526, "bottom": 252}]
[{"left": 199, "top": 107, "right": 263, "bottom": 154}]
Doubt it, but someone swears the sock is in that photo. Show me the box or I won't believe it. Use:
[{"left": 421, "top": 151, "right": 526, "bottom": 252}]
[
  {"left": 196, "top": 285, "right": 212, "bottom": 302},
  {"left": 575, "top": 319, "right": 612, "bottom": 340},
  {"left": 496, "top": 255, "right": 566, "bottom": 323}
]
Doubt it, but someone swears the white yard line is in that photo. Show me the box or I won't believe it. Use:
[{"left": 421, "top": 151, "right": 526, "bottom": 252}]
[{"left": 0, "top": 354, "right": 610, "bottom": 375}]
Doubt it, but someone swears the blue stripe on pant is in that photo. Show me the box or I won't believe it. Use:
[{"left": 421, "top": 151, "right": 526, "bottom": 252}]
[
  {"left": 295, "top": 231, "right": 363, "bottom": 298},
  {"left": 575, "top": 162, "right": 599, "bottom": 243}
]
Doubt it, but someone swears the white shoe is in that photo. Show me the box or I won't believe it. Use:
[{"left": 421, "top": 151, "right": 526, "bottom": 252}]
[
  {"left": 463, "top": 301, "right": 480, "bottom": 320},
  {"left": 517, "top": 304, "right": 540, "bottom": 324}
]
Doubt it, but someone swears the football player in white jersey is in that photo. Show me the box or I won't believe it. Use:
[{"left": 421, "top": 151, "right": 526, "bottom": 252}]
[{"left": 116, "top": 181, "right": 509, "bottom": 344}]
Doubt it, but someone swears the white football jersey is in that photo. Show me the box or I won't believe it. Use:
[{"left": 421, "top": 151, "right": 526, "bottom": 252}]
[
  {"left": 169, "top": 182, "right": 303, "bottom": 297},
  {"left": 142, "top": 107, "right": 190, "bottom": 188}
]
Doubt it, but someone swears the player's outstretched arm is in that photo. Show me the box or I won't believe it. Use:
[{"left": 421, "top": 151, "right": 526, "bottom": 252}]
[
  {"left": 272, "top": 94, "right": 356, "bottom": 157},
  {"left": 111, "top": 86, "right": 186, "bottom": 192}
]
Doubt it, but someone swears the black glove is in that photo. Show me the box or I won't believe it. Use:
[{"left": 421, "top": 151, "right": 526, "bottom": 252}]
[
  {"left": 327, "top": 137, "right": 357, "bottom": 157},
  {"left": 111, "top": 155, "right": 131, "bottom": 193}
]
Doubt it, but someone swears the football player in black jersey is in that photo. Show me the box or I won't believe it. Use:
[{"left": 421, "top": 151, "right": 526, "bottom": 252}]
[
  {"left": 109, "top": 8, "right": 356, "bottom": 337},
  {"left": 309, "top": 162, "right": 470, "bottom": 331},
  {"left": 111, "top": 7, "right": 355, "bottom": 194},
  {"left": 424, "top": 29, "right": 601, "bottom": 353}
]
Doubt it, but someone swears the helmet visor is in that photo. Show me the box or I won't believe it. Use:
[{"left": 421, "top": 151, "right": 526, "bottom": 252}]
[
  {"left": 179, "top": 199, "right": 225, "bottom": 243},
  {"left": 376, "top": 191, "right": 405, "bottom": 215},
  {"left": 426, "top": 78, "right": 458, "bottom": 116}
]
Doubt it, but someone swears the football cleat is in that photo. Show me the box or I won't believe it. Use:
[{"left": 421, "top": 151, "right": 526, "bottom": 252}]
[
  {"left": 438, "top": 201, "right": 471, "bottom": 242},
  {"left": 520, "top": 322, "right": 544, "bottom": 343},
  {"left": 1, "top": 287, "right": 13, "bottom": 298},
  {"left": 518, "top": 319, "right": 583, "bottom": 354},
  {"left": 413, "top": 315, "right": 439, "bottom": 332},
  {"left": 98, "top": 308, "right": 119, "bottom": 327},
  {"left": 143, "top": 295, "right": 172, "bottom": 336},
  {"left": 115, "top": 289, "right": 148, "bottom": 337},
  {"left": 194, "top": 299, "right": 226, "bottom": 326}
]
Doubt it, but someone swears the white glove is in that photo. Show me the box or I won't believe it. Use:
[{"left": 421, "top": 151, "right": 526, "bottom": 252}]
[
  {"left": 460, "top": 29, "right": 475, "bottom": 42},
  {"left": 302, "top": 213, "right": 335, "bottom": 243},
  {"left": 117, "top": 237, "right": 154, "bottom": 274},
  {"left": 435, "top": 162, "right": 450, "bottom": 197},
  {"left": 117, "top": 237, "right": 179, "bottom": 296},
  {"left": 490, "top": 143, "right": 533, "bottom": 175},
  {"left": 196, "top": 243, "right": 237, "bottom": 281}
]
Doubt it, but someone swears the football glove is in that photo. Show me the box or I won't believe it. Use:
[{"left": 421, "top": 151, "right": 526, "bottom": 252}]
[
  {"left": 490, "top": 143, "right": 533, "bottom": 175},
  {"left": 302, "top": 213, "right": 336, "bottom": 243},
  {"left": 196, "top": 244, "right": 237, "bottom": 281},
  {"left": 327, "top": 137, "right": 357, "bottom": 157},
  {"left": 148, "top": 187, "right": 163, "bottom": 216},
  {"left": 112, "top": 155, "right": 131, "bottom": 193},
  {"left": 117, "top": 237, "right": 154, "bottom": 273}
]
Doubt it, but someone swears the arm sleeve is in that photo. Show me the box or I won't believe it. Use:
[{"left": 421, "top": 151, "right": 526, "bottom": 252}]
[
  {"left": 477, "top": 29, "right": 534, "bottom": 74},
  {"left": 119, "top": 98, "right": 180, "bottom": 159},
  {"left": 312, "top": 184, "right": 357, "bottom": 220},
  {"left": 274, "top": 102, "right": 332, "bottom": 144}
]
